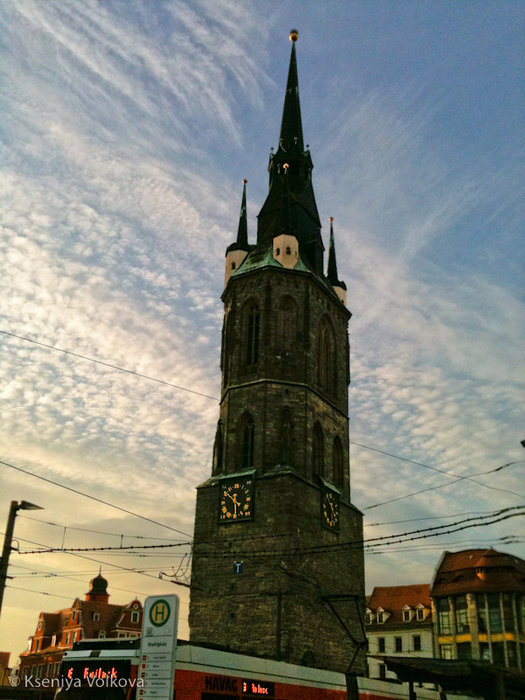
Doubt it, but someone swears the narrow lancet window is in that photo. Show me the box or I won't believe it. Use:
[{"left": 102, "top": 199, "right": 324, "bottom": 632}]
[
  {"left": 318, "top": 318, "right": 335, "bottom": 393},
  {"left": 246, "top": 304, "right": 259, "bottom": 365}
]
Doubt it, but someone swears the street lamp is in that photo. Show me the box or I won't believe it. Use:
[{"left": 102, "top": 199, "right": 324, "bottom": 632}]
[{"left": 0, "top": 500, "right": 43, "bottom": 620}]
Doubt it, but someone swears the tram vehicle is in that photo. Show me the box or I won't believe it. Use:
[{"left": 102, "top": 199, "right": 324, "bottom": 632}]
[
  {"left": 56, "top": 638, "right": 348, "bottom": 699},
  {"left": 56, "top": 638, "right": 442, "bottom": 700}
]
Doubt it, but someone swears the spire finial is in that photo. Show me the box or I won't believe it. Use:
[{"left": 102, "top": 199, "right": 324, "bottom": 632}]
[{"left": 278, "top": 29, "right": 304, "bottom": 153}]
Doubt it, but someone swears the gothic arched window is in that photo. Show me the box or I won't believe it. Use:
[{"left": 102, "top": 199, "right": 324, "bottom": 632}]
[
  {"left": 241, "top": 414, "right": 255, "bottom": 468},
  {"left": 318, "top": 318, "right": 335, "bottom": 393},
  {"left": 332, "top": 436, "right": 344, "bottom": 489},
  {"left": 276, "top": 296, "right": 297, "bottom": 351},
  {"left": 312, "top": 422, "right": 324, "bottom": 478},
  {"left": 246, "top": 303, "right": 259, "bottom": 366},
  {"left": 212, "top": 419, "right": 224, "bottom": 475}
]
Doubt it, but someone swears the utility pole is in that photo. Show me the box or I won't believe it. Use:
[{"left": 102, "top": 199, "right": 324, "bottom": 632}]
[{"left": 0, "top": 500, "right": 43, "bottom": 621}]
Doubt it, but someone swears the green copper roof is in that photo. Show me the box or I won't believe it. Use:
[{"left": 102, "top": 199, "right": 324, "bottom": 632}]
[{"left": 230, "top": 242, "right": 310, "bottom": 277}]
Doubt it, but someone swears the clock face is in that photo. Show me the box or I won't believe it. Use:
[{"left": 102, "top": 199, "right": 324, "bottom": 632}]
[
  {"left": 219, "top": 477, "right": 254, "bottom": 523},
  {"left": 321, "top": 489, "right": 339, "bottom": 530}
]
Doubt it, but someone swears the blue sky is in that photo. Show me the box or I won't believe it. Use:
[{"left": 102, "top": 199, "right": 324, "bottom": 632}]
[{"left": 1, "top": 0, "right": 524, "bottom": 662}]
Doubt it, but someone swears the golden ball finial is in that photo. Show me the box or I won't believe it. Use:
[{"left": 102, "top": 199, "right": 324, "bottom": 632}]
[
  {"left": 329, "top": 217, "right": 334, "bottom": 222},
  {"left": 289, "top": 29, "right": 299, "bottom": 42},
  {"left": 243, "top": 178, "right": 248, "bottom": 184}
]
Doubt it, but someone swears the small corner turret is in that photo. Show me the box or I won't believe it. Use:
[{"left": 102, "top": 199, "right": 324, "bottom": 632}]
[
  {"left": 273, "top": 233, "right": 298, "bottom": 268},
  {"left": 327, "top": 217, "right": 347, "bottom": 305},
  {"left": 225, "top": 179, "right": 249, "bottom": 286}
]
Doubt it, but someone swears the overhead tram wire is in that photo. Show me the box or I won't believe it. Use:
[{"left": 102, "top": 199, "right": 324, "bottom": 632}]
[
  {"left": 353, "top": 440, "right": 525, "bottom": 506},
  {"left": 0, "top": 329, "right": 218, "bottom": 402},
  {"left": 188, "top": 506, "right": 525, "bottom": 560},
  {"left": 8, "top": 565, "right": 154, "bottom": 597},
  {"left": 18, "top": 542, "right": 191, "bottom": 555},
  {"left": 3, "top": 328, "right": 523, "bottom": 507},
  {"left": 362, "top": 459, "right": 525, "bottom": 510},
  {"left": 6, "top": 534, "right": 191, "bottom": 588},
  {"left": 0, "top": 458, "right": 193, "bottom": 539},
  {"left": 18, "top": 514, "right": 189, "bottom": 542},
  {"left": 5, "top": 585, "right": 76, "bottom": 601},
  {"left": 9, "top": 506, "right": 524, "bottom": 555},
  {"left": 365, "top": 509, "right": 496, "bottom": 526}
]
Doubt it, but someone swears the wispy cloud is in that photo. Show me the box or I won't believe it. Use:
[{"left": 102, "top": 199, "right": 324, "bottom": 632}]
[{"left": 0, "top": 0, "right": 523, "bottom": 662}]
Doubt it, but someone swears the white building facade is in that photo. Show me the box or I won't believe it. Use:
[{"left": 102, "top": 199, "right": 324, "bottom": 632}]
[{"left": 366, "top": 583, "right": 434, "bottom": 682}]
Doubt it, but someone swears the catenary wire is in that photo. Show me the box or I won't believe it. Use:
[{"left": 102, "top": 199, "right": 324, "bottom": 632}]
[
  {"left": 362, "top": 462, "right": 525, "bottom": 509},
  {"left": 4, "top": 452, "right": 522, "bottom": 554},
  {"left": 193, "top": 508, "right": 525, "bottom": 560},
  {"left": 0, "top": 458, "right": 192, "bottom": 538},
  {"left": 3, "top": 327, "right": 522, "bottom": 504},
  {"left": 7, "top": 534, "right": 191, "bottom": 588},
  {"left": 17, "top": 515, "right": 186, "bottom": 541},
  {"left": 0, "top": 329, "right": 218, "bottom": 401}
]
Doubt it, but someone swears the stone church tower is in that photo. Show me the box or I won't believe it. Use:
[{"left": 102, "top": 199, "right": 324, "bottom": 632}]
[{"left": 189, "top": 31, "right": 365, "bottom": 675}]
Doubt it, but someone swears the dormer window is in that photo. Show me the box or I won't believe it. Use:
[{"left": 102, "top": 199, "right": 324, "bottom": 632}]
[
  {"left": 403, "top": 610, "right": 411, "bottom": 622},
  {"left": 377, "top": 612, "right": 384, "bottom": 624},
  {"left": 416, "top": 608, "right": 424, "bottom": 621},
  {"left": 131, "top": 611, "right": 139, "bottom": 623}
]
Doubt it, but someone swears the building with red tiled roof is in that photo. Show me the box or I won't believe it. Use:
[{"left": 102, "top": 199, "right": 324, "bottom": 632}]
[
  {"left": 18, "top": 573, "right": 142, "bottom": 681},
  {"left": 365, "top": 583, "right": 433, "bottom": 681},
  {"left": 430, "top": 549, "right": 525, "bottom": 670}
]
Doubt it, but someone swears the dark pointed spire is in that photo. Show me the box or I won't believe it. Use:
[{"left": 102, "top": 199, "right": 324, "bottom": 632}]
[
  {"left": 236, "top": 179, "right": 248, "bottom": 249},
  {"left": 257, "top": 30, "right": 325, "bottom": 274},
  {"left": 227, "top": 179, "right": 249, "bottom": 253},
  {"left": 327, "top": 218, "right": 346, "bottom": 290},
  {"left": 279, "top": 30, "right": 304, "bottom": 153}
]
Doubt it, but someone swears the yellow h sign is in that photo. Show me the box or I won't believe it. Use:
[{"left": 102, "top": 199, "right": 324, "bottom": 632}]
[{"left": 149, "top": 599, "right": 170, "bottom": 627}]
